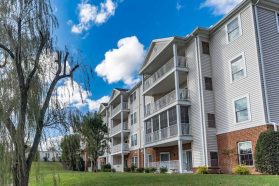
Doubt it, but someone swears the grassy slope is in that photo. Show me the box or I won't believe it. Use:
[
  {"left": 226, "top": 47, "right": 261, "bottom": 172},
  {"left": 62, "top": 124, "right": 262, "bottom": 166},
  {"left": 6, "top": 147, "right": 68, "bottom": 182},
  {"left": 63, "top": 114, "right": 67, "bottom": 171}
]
[{"left": 30, "top": 162, "right": 279, "bottom": 186}]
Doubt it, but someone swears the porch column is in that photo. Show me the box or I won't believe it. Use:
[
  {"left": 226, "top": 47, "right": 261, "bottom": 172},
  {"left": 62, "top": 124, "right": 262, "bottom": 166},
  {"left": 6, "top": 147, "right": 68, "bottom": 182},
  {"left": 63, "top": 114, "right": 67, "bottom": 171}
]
[
  {"left": 144, "top": 147, "right": 147, "bottom": 168},
  {"left": 121, "top": 94, "right": 124, "bottom": 152},
  {"left": 121, "top": 153, "right": 124, "bottom": 172},
  {"left": 178, "top": 140, "right": 183, "bottom": 173},
  {"left": 173, "top": 43, "right": 182, "bottom": 136}
]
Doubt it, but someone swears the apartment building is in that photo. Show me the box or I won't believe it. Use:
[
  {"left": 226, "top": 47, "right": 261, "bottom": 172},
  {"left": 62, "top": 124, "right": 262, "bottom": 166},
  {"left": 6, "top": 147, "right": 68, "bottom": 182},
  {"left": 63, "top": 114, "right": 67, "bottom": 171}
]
[{"left": 98, "top": 0, "right": 279, "bottom": 173}]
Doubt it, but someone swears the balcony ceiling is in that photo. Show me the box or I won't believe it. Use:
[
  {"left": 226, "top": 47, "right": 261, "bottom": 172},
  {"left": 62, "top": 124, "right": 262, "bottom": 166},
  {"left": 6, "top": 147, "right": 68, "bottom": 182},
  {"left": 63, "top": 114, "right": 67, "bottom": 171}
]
[
  {"left": 111, "top": 111, "right": 129, "bottom": 120},
  {"left": 144, "top": 72, "right": 187, "bottom": 96}
]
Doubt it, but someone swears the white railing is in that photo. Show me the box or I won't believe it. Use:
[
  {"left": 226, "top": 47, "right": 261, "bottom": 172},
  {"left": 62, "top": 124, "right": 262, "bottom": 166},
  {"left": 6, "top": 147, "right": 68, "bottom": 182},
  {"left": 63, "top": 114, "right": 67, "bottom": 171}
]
[
  {"left": 143, "top": 56, "right": 187, "bottom": 91},
  {"left": 145, "top": 123, "right": 190, "bottom": 144},
  {"left": 111, "top": 143, "right": 129, "bottom": 153},
  {"left": 145, "top": 89, "right": 189, "bottom": 117},
  {"left": 111, "top": 102, "right": 129, "bottom": 116},
  {"left": 110, "top": 122, "right": 129, "bottom": 136},
  {"left": 147, "top": 160, "right": 180, "bottom": 171},
  {"left": 102, "top": 117, "right": 107, "bottom": 124}
]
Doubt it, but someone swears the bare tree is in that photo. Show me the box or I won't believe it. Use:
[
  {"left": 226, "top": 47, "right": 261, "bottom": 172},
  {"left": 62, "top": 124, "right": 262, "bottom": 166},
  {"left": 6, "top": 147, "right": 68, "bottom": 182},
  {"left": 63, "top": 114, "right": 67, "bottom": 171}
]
[{"left": 0, "top": 0, "right": 83, "bottom": 185}]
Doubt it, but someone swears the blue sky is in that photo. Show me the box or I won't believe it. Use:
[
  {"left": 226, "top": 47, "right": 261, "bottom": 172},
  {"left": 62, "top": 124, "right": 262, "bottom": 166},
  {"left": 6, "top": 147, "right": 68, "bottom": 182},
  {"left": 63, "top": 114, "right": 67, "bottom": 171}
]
[{"left": 52, "top": 0, "right": 242, "bottom": 112}]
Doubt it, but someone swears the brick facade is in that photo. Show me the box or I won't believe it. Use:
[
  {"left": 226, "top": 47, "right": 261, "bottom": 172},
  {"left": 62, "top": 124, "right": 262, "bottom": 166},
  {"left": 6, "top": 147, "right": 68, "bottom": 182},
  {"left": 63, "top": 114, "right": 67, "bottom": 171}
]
[{"left": 217, "top": 124, "right": 273, "bottom": 173}]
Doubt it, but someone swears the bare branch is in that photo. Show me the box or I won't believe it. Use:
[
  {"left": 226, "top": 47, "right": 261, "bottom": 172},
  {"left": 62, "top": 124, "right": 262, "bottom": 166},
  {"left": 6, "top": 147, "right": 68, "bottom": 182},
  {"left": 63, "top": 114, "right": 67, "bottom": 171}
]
[{"left": 0, "top": 43, "right": 15, "bottom": 60}]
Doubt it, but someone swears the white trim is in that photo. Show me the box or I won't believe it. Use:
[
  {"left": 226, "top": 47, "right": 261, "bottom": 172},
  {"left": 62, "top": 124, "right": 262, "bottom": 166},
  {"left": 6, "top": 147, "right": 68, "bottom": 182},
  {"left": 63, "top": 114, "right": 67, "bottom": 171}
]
[
  {"left": 226, "top": 14, "right": 243, "bottom": 44},
  {"left": 159, "top": 152, "right": 170, "bottom": 162},
  {"left": 237, "top": 141, "right": 254, "bottom": 166},
  {"left": 275, "top": 11, "right": 279, "bottom": 33},
  {"left": 232, "top": 94, "right": 252, "bottom": 124},
  {"left": 229, "top": 52, "right": 247, "bottom": 83}
]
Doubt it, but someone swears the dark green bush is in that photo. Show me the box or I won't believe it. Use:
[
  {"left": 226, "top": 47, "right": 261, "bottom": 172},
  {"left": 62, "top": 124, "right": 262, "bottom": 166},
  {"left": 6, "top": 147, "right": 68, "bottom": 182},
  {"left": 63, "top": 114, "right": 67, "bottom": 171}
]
[
  {"left": 144, "top": 168, "right": 150, "bottom": 173},
  {"left": 150, "top": 167, "right": 157, "bottom": 173},
  {"left": 131, "top": 164, "right": 136, "bottom": 172},
  {"left": 124, "top": 167, "right": 131, "bottom": 172},
  {"left": 136, "top": 168, "right": 144, "bottom": 173},
  {"left": 160, "top": 166, "right": 168, "bottom": 173},
  {"left": 233, "top": 165, "right": 250, "bottom": 175},
  {"left": 101, "top": 164, "right": 111, "bottom": 172},
  {"left": 111, "top": 168, "right": 116, "bottom": 172},
  {"left": 255, "top": 130, "right": 279, "bottom": 175}
]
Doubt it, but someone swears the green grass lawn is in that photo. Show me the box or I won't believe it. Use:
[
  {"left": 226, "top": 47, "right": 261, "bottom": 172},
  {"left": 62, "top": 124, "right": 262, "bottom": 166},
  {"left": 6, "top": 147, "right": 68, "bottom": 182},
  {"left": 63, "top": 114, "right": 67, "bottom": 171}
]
[{"left": 30, "top": 162, "right": 279, "bottom": 186}]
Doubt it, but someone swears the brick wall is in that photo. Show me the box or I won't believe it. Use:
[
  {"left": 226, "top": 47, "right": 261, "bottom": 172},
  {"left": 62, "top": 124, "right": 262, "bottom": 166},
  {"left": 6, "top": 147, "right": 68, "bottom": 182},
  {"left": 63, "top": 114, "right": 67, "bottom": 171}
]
[{"left": 217, "top": 124, "right": 273, "bottom": 173}]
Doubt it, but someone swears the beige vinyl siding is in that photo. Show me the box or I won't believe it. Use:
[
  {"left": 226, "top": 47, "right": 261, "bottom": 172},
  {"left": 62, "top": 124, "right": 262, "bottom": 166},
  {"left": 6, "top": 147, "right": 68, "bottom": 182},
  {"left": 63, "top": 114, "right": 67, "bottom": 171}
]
[
  {"left": 210, "top": 4, "right": 266, "bottom": 135},
  {"left": 186, "top": 39, "right": 205, "bottom": 167},
  {"left": 257, "top": 6, "right": 279, "bottom": 123}
]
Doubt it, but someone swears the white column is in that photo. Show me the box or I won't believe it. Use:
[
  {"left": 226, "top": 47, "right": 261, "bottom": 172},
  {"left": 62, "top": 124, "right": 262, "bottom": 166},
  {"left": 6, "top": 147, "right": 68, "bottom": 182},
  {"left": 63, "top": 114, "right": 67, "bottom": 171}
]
[
  {"left": 143, "top": 148, "right": 147, "bottom": 168},
  {"left": 120, "top": 94, "right": 124, "bottom": 172},
  {"left": 178, "top": 140, "right": 183, "bottom": 173},
  {"left": 121, "top": 153, "right": 124, "bottom": 172}
]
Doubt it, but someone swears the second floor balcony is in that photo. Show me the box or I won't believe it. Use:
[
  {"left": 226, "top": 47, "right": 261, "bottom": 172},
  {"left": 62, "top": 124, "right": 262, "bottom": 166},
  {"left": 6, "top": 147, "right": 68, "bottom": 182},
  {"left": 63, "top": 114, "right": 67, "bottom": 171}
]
[
  {"left": 145, "top": 89, "right": 190, "bottom": 118},
  {"left": 143, "top": 56, "right": 188, "bottom": 92},
  {"left": 111, "top": 143, "right": 129, "bottom": 154}
]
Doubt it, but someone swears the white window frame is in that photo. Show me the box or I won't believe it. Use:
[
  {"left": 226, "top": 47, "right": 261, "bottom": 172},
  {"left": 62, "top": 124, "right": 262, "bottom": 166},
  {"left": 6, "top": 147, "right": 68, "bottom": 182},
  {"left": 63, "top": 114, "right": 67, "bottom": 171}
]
[
  {"left": 130, "top": 133, "right": 137, "bottom": 147},
  {"left": 232, "top": 94, "right": 251, "bottom": 124},
  {"left": 226, "top": 14, "right": 242, "bottom": 44},
  {"left": 229, "top": 52, "right": 247, "bottom": 83},
  {"left": 132, "top": 156, "right": 138, "bottom": 167},
  {"left": 238, "top": 141, "right": 253, "bottom": 166},
  {"left": 275, "top": 11, "right": 279, "bottom": 33},
  {"left": 160, "top": 152, "right": 170, "bottom": 162}
]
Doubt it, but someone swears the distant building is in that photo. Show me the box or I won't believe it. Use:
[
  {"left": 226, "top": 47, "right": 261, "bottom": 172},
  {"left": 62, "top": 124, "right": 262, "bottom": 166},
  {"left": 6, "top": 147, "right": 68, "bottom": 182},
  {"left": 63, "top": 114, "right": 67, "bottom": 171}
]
[{"left": 38, "top": 150, "right": 62, "bottom": 162}]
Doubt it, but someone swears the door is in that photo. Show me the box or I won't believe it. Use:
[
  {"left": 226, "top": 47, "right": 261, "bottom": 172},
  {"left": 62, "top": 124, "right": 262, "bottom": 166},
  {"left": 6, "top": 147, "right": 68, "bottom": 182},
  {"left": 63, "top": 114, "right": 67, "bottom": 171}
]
[
  {"left": 183, "top": 150, "right": 192, "bottom": 171},
  {"left": 160, "top": 152, "right": 170, "bottom": 169},
  {"left": 147, "top": 154, "right": 152, "bottom": 167}
]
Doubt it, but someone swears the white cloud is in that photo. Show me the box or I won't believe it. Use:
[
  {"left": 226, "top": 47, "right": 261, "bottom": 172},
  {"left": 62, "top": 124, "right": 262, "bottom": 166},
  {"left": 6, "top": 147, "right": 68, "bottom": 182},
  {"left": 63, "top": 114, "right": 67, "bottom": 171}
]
[
  {"left": 95, "top": 36, "right": 145, "bottom": 87},
  {"left": 176, "top": 1, "right": 183, "bottom": 11},
  {"left": 56, "top": 79, "right": 109, "bottom": 112},
  {"left": 71, "top": 0, "right": 117, "bottom": 34},
  {"left": 201, "top": 0, "right": 243, "bottom": 15}
]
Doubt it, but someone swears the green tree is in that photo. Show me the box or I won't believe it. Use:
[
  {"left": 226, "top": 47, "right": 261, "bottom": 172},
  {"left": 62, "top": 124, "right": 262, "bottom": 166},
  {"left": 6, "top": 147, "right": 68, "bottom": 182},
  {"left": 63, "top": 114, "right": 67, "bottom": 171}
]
[
  {"left": 255, "top": 130, "right": 279, "bottom": 174},
  {"left": 60, "top": 134, "right": 81, "bottom": 171},
  {"left": 77, "top": 113, "right": 108, "bottom": 172},
  {"left": 0, "top": 0, "right": 83, "bottom": 185}
]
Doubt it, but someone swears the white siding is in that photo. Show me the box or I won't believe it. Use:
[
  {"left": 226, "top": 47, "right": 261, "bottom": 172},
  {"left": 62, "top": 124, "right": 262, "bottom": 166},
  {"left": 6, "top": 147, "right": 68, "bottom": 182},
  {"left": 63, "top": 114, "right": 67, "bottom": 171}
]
[{"left": 210, "top": 4, "right": 266, "bottom": 135}]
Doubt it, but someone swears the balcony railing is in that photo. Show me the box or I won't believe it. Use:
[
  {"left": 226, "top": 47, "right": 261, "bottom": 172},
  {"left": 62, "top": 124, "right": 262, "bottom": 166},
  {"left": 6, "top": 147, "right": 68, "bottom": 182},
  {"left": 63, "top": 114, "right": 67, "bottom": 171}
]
[
  {"left": 143, "top": 56, "right": 187, "bottom": 91},
  {"left": 145, "top": 123, "right": 190, "bottom": 145},
  {"left": 145, "top": 89, "right": 189, "bottom": 117},
  {"left": 110, "top": 122, "right": 129, "bottom": 136},
  {"left": 111, "top": 102, "right": 129, "bottom": 116},
  {"left": 111, "top": 143, "right": 129, "bottom": 153},
  {"left": 146, "top": 160, "right": 192, "bottom": 172}
]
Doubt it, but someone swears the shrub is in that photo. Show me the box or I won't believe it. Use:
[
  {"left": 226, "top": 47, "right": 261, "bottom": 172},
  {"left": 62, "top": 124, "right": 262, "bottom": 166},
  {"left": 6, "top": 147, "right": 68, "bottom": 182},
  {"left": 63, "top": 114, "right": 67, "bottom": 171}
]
[
  {"left": 111, "top": 168, "right": 116, "bottom": 172},
  {"left": 131, "top": 164, "right": 136, "bottom": 172},
  {"left": 144, "top": 168, "right": 150, "bottom": 173},
  {"left": 136, "top": 168, "right": 144, "bottom": 173},
  {"left": 255, "top": 130, "right": 279, "bottom": 175},
  {"left": 101, "top": 164, "right": 111, "bottom": 172},
  {"left": 233, "top": 165, "right": 250, "bottom": 175},
  {"left": 150, "top": 167, "right": 157, "bottom": 173},
  {"left": 52, "top": 157, "right": 56, "bottom": 162},
  {"left": 196, "top": 166, "right": 208, "bottom": 174},
  {"left": 124, "top": 167, "right": 131, "bottom": 172},
  {"left": 160, "top": 166, "right": 168, "bottom": 173}
]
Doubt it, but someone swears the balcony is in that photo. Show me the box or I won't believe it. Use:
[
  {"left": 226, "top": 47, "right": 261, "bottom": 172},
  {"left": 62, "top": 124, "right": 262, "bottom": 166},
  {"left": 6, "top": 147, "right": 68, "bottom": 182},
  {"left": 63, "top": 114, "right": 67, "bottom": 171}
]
[
  {"left": 143, "top": 56, "right": 187, "bottom": 92},
  {"left": 111, "top": 102, "right": 129, "bottom": 117},
  {"left": 146, "top": 160, "right": 192, "bottom": 172},
  {"left": 111, "top": 143, "right": 129, "bottom": 154},
  {"left": 145, "top": 89, "right": 189, "bottom": 117},
  {"left": 145, "top": 123, "right": 190, "bottom": 145},
  {"left": 110, "top": 122, "right": 129, "bottom": 136}
]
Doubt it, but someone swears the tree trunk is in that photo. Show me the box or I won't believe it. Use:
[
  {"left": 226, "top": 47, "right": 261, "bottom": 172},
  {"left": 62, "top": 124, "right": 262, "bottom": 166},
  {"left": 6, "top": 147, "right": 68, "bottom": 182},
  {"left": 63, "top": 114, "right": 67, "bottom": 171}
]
[{"left": 13, "top": 158, "right": 30, "bottom": 186}]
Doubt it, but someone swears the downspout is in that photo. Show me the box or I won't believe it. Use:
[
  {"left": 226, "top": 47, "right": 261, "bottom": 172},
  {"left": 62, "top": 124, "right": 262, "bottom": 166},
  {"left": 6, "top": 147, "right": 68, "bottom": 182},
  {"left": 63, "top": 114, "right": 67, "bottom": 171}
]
[
  {"left": 195, "top": 36, "right": 208, "bottom": 166},
  {"left": 254, "top": 1, "right": 271, "bottom": 124},
  {"left": 138, "top": 87, "right": 142, "bottom": 167}
]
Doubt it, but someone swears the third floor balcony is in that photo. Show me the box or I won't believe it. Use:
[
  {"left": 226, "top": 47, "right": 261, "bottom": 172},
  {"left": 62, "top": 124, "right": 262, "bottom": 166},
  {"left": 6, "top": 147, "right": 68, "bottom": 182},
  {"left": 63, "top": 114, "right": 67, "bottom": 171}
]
[
  {"left": 111, "top": 102, "right": 129, "bottom": 119},
  {"left": 110, "top": 122, "right": 129, "bottom": 136},
  {"left": 143, "top": 56, "right": 188, "bottom": 94}
]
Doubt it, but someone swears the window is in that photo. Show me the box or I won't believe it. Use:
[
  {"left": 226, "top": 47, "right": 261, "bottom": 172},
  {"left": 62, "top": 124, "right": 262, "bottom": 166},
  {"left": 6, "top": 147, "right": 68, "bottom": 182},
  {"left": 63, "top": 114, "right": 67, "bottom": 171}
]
[
  {"left": 205, "top": 77, "right": 213, "bottom": 90},
  {"left": 131, "top": 134, "right": 137, "bottom": 147},
  {"left": 131, "top": 112, "right": 137, "bottom": 125},
  {"left": 180, "top": 106, "right": 189, "bottom": 124},
  {"left": 210, "top": 152, "right": 219, "bottom": 167},
  {"left": 238, "top": 141, "right": 253, "bottom": 166},
  {"left": 152, "top": 115, "right": 159, "bottom": 131},
  {"left": 231, "top": 54, "right": 246, "bottom": 82},
  {"left": 160, "top": 153, "right": 170, "bottom": 162},
  {"left": 208, "top": 114, "right": 216, "bottom": 128},
  {"left": 234, "top": 96, "right": 250, "bottom": 123},
  {"left": 202, "top": 41, "right": 210, "bottom": 54},
  {"left": 168, "top": 107, "right": 177, "bottom": 126},
  {"left": 145, "top": 120, "right": 152, "bottom": 134},
  {"left": 130, "top": 92, "right": 136, "bottom": 104},
  {"left": 227, "top": 16, "right": 241, "bottom": 43},
  {"left": 132, "top": 156, "right": 138, "bottom": 167},
  {"left": 160, "top": 111, "right": 168, "bottom": 129}
]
